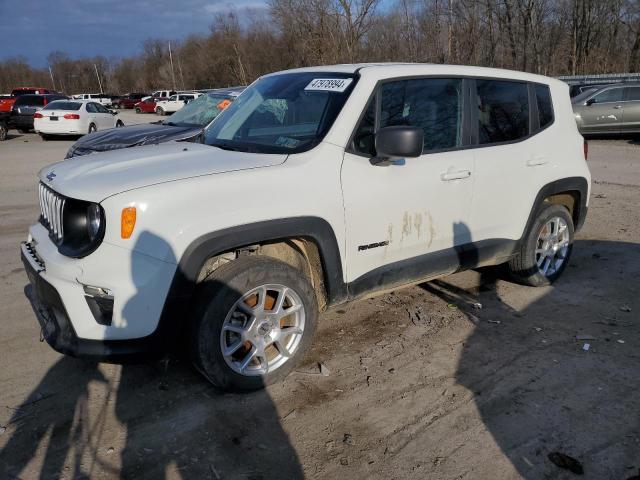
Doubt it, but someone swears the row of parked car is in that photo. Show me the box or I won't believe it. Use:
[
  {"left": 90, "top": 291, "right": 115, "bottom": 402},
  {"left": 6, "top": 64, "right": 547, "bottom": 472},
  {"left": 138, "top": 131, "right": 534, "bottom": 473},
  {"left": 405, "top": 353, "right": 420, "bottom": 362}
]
[{"left": 0, "top": 86, "right": 243, "bottom": 142}]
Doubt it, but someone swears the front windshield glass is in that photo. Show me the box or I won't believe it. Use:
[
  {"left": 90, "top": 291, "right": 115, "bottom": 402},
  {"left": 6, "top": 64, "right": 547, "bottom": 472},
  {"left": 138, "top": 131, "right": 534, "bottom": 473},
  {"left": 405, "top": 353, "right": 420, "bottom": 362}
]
[
  {"left": 204, "top": 72, "right": 357, "bottom": 154},
  {"left": 163, "top": 94, "right": 232, "bottom": 127}
]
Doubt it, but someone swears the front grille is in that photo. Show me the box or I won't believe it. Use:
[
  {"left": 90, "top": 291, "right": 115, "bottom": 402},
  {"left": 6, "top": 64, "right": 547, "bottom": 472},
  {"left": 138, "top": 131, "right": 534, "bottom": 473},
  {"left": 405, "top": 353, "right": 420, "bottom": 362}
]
[{"left": 39, "top": 182, "right": 66, "bottom": 242}]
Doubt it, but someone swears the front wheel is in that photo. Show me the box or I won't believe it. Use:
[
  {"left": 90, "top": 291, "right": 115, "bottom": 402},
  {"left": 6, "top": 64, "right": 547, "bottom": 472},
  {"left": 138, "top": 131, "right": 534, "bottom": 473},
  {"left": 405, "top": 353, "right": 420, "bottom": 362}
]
[
  {"left": 116, "top": 120, "right": 124, "bottom": 127},
  {"left": 190, "top": 256, "right": 318, "bottom": 391},
  {"left": 135, "top": 107, "right": 141, "bottom": 113},
  {"left": 506, "top": 203, "right": 574, "bottom": 286},
  {"left": 156, "top": 107, "right": 165, "bottom": 116}
]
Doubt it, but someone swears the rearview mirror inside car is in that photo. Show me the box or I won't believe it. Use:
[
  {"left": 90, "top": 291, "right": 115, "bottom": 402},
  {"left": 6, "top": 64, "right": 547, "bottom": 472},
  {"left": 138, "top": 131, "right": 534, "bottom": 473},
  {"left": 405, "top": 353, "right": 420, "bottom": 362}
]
[{"left": 371, "top": 126, "right": 424, "bottom": 166}]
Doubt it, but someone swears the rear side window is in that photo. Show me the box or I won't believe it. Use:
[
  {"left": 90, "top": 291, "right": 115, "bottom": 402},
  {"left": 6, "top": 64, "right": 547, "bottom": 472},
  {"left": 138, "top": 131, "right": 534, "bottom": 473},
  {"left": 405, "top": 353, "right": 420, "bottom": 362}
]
[
  {"left": 625, "top": 87, "right": 640, "bottom": 101},
  {"left": 535, "top": 84, "right": 554, "bottom": 129},
  {"left": 476, "top": 80, "right": 529, "bottom": 144}
]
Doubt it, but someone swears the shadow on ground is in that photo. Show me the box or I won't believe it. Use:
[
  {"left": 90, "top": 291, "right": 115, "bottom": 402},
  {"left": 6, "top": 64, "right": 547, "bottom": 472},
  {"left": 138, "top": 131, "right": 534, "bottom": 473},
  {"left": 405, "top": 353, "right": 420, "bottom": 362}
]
[
  {"left": 0, "top": 356, "right": 302, "bottom": 479},
  {"left": 427, "top": 239, "right": 640, "bottom": 478}
]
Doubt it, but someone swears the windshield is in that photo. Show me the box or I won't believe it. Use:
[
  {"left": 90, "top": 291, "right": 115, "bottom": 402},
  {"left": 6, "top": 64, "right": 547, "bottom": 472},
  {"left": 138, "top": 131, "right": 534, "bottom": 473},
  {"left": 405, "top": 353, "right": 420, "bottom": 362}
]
[
  {"left": 204, "top": 72, "right": 357, "bottom": 154},
  {"left": 164, "top": 93, "right": 234, "bottom": 127},
  {"left": 43, "top": 101, "right": 81, "bottom": 111}
]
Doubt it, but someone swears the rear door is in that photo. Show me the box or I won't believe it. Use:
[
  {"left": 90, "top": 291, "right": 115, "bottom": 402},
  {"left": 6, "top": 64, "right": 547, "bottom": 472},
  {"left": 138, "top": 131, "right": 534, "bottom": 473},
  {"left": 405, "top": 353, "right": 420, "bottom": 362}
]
[
  {"left": 467, "top": 79, "right": 542, "bottom": 244},
  {"left": 579, "top": 87, "right": 624, "bottom": 133},
  {"left": 621, "top": 86, "right": 640, "bottom": 132},
  {"left": 94, "top": 103, "right": 114, "bottom": 128}
]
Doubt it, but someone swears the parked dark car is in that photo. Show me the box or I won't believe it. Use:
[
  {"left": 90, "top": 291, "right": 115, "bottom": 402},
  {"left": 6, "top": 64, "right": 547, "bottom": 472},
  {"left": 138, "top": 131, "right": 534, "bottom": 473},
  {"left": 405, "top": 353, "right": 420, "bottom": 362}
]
[
  {"left": 66, "top": 88, "right": 244, "bottom": 158},
  {"left": 112, "top": 93, "right": 149, "bottom": 109},
  {"left": 10, "top": 94, "right": 68, "bottom": 132},
  {"left": 0, "top": 111, "right": 9, "bottom": 141}
]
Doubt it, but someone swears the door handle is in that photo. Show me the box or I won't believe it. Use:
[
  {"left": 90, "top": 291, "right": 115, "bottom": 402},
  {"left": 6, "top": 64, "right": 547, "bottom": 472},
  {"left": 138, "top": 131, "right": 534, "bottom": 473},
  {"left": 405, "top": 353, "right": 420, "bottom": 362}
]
[
  {"left": 440, "top": 169, "right": 471, "bottom": 181},
  {"left": 613, "top": 105, "right": 623, "bottom": 110},
  {"left": 526, "top": 156, "right": 548, "bottom": 167}
]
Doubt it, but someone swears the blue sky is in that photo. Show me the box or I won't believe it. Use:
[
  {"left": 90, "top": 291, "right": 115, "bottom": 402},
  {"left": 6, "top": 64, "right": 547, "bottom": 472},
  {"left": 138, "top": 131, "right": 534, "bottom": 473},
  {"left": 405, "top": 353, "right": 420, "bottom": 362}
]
[{"left": 0, "top": 0, "right": 268, "bottom": 67}]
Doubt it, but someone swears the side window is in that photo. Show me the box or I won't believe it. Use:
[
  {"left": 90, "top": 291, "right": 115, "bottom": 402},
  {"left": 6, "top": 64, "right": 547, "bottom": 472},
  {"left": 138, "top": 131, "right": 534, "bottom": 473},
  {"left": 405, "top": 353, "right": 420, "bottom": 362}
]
[
  {"left": 96, "top": 104, "right": 110, "bottom": 113},
  {"left": 169, "top": 95, "right": 177, "bottom": 101},
  {"left": 625, "top": 87, "right": 640, "bottom": 101},
  {"left": 476, "top": 80, "right": 529, "bottom": 144},
  {"left": 593, "top": 88, "right": 623, "bottom": 104},
  {"left": 535, "top": 84, "right": 554, "bottom": 129},
  {"left": 352, "top": 97, "right": 376, "bottom": 156},
  {"left": 86, "top": 103, "right": 97, "bottom": 113}
]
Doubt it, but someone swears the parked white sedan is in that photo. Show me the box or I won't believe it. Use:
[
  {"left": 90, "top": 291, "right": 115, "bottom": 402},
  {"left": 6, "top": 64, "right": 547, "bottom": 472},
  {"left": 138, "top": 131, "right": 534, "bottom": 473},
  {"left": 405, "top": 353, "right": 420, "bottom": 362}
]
[
  {"left": 155, "top": 92, "right": 201, "bottom": 115},
  {"left": 34, "top": 100, "right": 124, "bottom": 139}
]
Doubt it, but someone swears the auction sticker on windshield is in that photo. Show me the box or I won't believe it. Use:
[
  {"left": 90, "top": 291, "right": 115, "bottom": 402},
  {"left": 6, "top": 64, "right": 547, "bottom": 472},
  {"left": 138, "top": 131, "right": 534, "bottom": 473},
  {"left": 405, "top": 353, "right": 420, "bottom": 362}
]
[{"left": 305, "top": 78, "right": 353, "bottom": 92}]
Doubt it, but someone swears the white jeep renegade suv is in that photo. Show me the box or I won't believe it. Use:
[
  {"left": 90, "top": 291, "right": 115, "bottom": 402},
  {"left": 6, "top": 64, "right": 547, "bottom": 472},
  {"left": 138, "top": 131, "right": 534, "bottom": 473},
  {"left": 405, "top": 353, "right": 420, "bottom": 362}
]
[{"left": 22, "top": 64, "right": 590, "bottom": 391}]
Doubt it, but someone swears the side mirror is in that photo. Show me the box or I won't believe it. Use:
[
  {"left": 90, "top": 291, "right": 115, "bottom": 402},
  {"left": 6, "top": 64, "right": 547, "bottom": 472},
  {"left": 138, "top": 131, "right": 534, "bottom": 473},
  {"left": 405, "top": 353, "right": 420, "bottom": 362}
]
[
  {"left": 111, "top": 110, "right": 118, "bottom": 115},
  {"left": 371, "top": 126, "right": 424, "bottom": 165},
  {"left": 585, "top": 98, "right": 596, "bottom": 106}
]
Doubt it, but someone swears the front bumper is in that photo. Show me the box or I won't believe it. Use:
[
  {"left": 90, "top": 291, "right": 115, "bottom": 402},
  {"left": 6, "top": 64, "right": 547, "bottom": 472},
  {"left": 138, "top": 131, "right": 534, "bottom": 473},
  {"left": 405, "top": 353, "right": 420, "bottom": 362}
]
[
  {"left": 21, "top": 222, "right": 178, "bottom": 359},
  {"left": 21, "top": 242, "right": 166, "bottom": 361}
]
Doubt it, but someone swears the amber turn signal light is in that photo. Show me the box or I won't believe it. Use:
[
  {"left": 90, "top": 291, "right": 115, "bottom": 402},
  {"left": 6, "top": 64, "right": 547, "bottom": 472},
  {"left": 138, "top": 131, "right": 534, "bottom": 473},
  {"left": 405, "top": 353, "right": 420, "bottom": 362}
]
[{"left": 121, "top": 207, "right": 136, "bottom": 239}]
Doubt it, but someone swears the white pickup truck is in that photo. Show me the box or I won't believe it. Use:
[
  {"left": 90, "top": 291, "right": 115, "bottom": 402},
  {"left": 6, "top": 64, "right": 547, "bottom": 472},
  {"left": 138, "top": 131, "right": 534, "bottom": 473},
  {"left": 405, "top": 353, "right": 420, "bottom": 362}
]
[
  {"left": 155, "top": 92, "right": 201, "bottom": 115},
  {"left": 72, "top": 94, "right": 113, "bottom": 107}
]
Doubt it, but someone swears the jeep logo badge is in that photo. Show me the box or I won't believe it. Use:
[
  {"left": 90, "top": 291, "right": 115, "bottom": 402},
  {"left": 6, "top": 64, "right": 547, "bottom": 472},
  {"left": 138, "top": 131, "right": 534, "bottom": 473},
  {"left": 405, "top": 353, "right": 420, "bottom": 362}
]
[{"left": 46, "top": 172, "right": 56, "bottom": 182}]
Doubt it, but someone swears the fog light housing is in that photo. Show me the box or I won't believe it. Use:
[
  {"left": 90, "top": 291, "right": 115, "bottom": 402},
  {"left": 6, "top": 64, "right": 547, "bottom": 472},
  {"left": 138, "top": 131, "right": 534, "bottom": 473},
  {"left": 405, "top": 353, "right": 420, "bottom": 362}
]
[{"left": 83, "top": 285, "right": 114, "bottom": 326}]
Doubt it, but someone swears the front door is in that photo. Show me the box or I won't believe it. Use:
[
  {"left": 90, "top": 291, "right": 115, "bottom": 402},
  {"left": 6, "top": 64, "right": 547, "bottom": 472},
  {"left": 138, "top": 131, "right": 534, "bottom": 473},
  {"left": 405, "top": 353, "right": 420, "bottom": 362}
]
[
  {"left": 341, "top": 77, "right": 474, "bottom": 293},
  {"left": 579, "top": 87, "right": 625, "bottom": 133}
]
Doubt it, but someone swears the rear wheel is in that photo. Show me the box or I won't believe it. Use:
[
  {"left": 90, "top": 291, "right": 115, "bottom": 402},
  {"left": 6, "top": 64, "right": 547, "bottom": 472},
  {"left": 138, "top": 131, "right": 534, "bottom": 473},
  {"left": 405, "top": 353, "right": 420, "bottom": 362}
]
[
  {"left": 88, "top": 123, "right": 97, "bottom": 134},
  {"left": 507, "top": 203, "right": 574, "bottom": 286},
  {"left": 39, "top": 133, "right": 50, "bottom": 141},
  {"left": 156, "top": 107, "right": 165, "bottom": 116},
  {"left": 135, "top": 107, "right": 141, "bottom": 113},
  {"left": 190, "top": 256, "right": 318, "bottom": 391},
  {"left": 0, "top": 123, "right": 7, "bottom": 141},
  {"left": 116, "top": 120, "right": 124, "bottom": 127}
]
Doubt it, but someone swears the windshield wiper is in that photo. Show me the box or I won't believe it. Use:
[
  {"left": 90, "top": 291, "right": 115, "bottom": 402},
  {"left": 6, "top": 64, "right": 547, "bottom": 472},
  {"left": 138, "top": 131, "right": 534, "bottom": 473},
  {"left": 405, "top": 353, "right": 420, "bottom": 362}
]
[{"left": 212, "top": 142, "right": 245, "bottom": 152}]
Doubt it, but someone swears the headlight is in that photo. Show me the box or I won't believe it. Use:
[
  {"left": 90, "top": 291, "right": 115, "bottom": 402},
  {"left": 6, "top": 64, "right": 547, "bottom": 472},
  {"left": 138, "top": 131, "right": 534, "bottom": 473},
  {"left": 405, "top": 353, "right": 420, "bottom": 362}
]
[
  {"left": 57, "top": 200, "right": 105, "bottom": 258},
  {"left": 87, "top": 203, "right": 102, "bottom": 241}
]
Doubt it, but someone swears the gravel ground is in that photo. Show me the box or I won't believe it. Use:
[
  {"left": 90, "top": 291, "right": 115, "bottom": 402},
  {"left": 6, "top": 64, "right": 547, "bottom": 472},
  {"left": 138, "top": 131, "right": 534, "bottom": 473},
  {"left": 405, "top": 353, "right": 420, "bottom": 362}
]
[{"left": 0, "top": 134, "right": 638, "bottom": 480}]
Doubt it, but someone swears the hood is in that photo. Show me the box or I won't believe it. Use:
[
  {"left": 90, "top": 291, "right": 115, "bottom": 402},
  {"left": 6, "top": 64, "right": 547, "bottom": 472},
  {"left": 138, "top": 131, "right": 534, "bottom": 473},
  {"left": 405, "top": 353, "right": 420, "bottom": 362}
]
[
  {"left": 41, "top": 142, "right": 287, "bottom": 202},
  {"left": 66, "top": 122, "right": 201, "bottom": 158}
]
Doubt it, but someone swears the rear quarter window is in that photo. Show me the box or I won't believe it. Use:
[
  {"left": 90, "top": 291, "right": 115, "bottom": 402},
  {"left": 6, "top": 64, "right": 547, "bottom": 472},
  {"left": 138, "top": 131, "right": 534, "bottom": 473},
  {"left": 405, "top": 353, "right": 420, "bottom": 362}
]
[
  {"left": 476, "top": 80, "right": 529, "bottom": 144},
  {"left": 535, "top": 84, "right": 554, "bottom": 129}
]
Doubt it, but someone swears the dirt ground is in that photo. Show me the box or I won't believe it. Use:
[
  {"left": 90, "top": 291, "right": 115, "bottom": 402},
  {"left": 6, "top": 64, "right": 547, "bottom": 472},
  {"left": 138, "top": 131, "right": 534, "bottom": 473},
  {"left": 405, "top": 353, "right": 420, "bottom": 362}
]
[{"left": 0, "top": 130, "right": 639, "bottom": 479}]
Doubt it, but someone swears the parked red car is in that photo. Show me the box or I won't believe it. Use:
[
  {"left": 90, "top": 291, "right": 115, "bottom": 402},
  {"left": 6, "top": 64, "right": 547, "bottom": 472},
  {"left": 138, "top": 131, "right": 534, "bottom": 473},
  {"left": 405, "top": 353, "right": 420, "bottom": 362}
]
[
  {"left": 0, "top": 87, "right": 55, "bottom": 112},
  {"left": 112, "top": 93, "right": 149, "bottom": 109},
  {"left": 134, "top": 98, "right": 157, "bottom": 113}
]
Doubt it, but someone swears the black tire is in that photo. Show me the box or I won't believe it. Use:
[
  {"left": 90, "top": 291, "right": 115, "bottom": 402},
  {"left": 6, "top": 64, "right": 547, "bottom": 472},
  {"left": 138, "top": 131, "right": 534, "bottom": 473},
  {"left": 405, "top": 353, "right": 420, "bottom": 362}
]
[
  {"left": 0, "top": 124, "right": 7, "bottom": 141},
  {"left": 507, "top": 203, "right": 574, "bottom": 286},
  {"left": 156, "top": 107, "right": 165, "bottom": 116},
  {"left": 88, "top": 123, "right": 97, "bottom": 134},
  {"left": 190, "top": 255, "right": 318, "bottom": 391},
  {"left": 135, "top": 107, "right": 141, "bottom": 113},
  {"left": 18, "top": 128, "right": 30, "bottom": 134},
  {"left": 116, "top": 120, "right": 124, "bottom": 127},
  {"left": 40, "top": 133, "right": 50, "bottom": 141}
]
